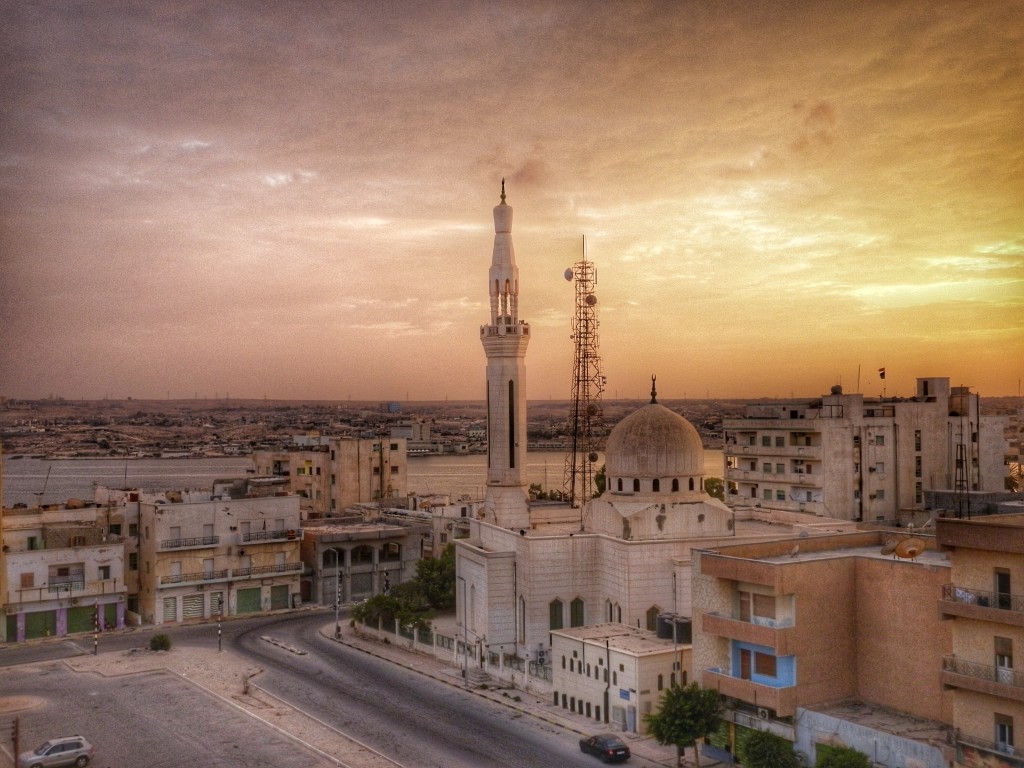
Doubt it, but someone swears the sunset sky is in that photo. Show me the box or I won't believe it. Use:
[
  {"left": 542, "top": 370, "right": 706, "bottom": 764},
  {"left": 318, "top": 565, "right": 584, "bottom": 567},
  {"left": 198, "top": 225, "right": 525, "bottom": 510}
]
[{"left": 1, "top": 1, "right": 1021, "bottom": 402}]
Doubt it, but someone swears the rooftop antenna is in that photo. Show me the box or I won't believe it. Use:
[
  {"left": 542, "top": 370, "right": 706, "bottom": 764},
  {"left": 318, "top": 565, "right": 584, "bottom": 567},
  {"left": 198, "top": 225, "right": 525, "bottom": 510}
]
[
  {"left": 564, "top": 236, "right": 606, "bottom": 513},
  {"left": 34, "top": 465, "right": 52, "bottom": 505}
]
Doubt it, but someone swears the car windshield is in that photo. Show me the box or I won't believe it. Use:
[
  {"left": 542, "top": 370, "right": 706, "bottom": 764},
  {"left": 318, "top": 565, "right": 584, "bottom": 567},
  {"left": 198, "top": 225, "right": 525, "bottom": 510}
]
[{"left": 34, "top": 742, "right": 55, "bottom": 755}]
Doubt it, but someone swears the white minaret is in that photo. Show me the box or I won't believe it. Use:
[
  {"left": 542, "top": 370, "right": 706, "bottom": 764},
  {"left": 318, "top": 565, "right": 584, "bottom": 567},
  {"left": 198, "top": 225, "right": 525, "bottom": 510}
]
[{"left": 480, "top": 180, "right": 531, "bottom": 530}]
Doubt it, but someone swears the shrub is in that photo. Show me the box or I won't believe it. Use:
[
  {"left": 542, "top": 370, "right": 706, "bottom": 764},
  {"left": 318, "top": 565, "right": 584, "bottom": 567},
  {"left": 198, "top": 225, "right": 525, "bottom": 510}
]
[
  {"left": 741, "top": 729, "right": 800, "bottom": 768},
  {"left": 816, "top": 745, "right": 870, "bottom": 768},
  {"left": 149, "top": 633, "right": 172, "bottom": 651}
]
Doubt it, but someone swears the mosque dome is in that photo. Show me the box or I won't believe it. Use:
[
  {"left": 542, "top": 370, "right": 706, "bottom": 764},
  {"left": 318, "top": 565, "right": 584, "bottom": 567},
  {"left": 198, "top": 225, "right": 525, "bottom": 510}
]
[{"left": 605, "top": 402, "right": 704, "bottom": 479}]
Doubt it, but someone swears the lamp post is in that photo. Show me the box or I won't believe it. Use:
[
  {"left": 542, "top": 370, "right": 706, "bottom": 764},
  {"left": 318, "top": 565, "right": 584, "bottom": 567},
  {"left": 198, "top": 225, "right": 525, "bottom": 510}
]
[
  {"left": 327, "top": 547, "right": 341, "bottom": 638},
  {"left": 456, "top": 574, "right": 468, "bottom": 684}
]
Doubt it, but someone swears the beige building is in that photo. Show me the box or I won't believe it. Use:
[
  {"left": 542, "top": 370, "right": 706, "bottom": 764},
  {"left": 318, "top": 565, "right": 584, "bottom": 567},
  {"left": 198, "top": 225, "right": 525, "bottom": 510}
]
[
  {"left": 938, "top": 514, "right": 1024, "bottom": 768},
  {"left": 253, "top": 436, "right": 408, "bottom": 518},
  {"left": 551, "top": 622, "right": 692, "bottom": 735},
  {"left": 2, "top": 500, "right": 128, "bottom": 642},
  {"left": 137, "top": 489, "right": 302, "bottom": 624},
  {"left": 693, "top": 531, "right": 954, "bottom": 766},
  {"left": 723, "top": 378, "right": 1010, "bottom": 522}
]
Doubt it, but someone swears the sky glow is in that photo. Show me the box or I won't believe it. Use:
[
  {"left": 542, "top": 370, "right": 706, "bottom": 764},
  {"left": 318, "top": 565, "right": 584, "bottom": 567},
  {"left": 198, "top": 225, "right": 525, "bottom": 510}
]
[{"left": 1, "top": 1, "right": 1022, "bottom": 402}]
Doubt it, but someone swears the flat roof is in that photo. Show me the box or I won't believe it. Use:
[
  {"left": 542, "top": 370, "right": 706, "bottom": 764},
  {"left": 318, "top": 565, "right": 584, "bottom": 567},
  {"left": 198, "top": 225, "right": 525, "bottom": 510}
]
[
  {"left": 552, "top": 623, "right": 686, "bottom": 655},
  {"left": 810, "top": 699, "right": 950, "bottom": 744}
]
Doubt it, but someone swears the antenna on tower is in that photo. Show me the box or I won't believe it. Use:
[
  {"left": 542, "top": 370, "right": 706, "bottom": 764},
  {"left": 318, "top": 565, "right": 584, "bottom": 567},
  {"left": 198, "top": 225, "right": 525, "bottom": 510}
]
[{"left": 564, "top": 236, "right": 606, "bottom": 510}]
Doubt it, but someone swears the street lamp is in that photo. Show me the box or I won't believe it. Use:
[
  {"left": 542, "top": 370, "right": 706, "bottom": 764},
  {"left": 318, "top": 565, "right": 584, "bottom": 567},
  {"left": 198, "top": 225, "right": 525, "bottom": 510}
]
[
  {"left": 327, "top": 547, "right": 341, "bottom": 638},
  {"left": 456, "top": 574, "right": 468, "bottom": 684}
]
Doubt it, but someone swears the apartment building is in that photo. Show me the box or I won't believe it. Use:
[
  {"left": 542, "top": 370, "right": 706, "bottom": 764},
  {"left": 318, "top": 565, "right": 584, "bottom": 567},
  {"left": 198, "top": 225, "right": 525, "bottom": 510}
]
[
  {"left": 137, "top": 490, "right": 302, "bottom": 624},
  {"left": 938, "top": 514, "right": 1024, "bottom": 768},
  {"left": 723, "top": 377, "right": 1009, "bottom": 522},
  {"left": 252, "top": 436, "right": 408, "bottom": 518},
  {"left": 2, "top": 500, "right": 128, "bottom": 642},
  {"left": 693, "top": 531, "right": 954, "bottom": 767}
]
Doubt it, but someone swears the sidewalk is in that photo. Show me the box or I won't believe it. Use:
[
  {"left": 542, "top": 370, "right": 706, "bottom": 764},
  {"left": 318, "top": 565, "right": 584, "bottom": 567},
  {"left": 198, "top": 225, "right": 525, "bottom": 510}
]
[{"left": 328, "top": 618, "right": 686, "bottom": 767}]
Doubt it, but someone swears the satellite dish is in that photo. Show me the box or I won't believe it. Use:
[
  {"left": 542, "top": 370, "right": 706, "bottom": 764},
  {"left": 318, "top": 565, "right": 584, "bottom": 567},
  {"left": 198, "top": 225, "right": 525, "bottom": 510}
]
[
  {"left": 564, "top": 268, "right": 574, "bottom": 281},
  {"left": 895, "top": 537, "right": 926, "bottom": 561}
]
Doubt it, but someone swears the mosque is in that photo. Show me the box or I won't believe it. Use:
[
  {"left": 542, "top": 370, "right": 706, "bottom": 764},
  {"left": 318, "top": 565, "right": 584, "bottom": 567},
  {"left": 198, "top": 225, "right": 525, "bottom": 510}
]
[{"left": 454, "top": 185, "right": 806, "bottom": 663}]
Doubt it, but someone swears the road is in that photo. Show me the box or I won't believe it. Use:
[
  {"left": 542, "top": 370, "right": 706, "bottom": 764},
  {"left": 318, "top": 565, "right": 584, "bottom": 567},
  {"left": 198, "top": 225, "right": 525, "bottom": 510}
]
[{"left": 1, "top": 611, "right": 657, "bottom": 768}]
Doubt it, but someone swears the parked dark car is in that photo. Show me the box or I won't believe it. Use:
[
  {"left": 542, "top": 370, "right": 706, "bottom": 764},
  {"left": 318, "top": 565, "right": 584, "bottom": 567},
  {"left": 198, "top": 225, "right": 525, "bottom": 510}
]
[{"left": 579, "top": 733, "right": 631, "bottom": 763}]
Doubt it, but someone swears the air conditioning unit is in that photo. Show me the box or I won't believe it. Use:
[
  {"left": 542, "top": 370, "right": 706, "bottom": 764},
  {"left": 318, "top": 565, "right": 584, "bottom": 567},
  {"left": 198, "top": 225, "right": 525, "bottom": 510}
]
[
  {"left": 757, "top": 707, "right": 774, "bottom": 720},
  {"left": 5, "top": 604, "right": 21, "bottom": 615},
  {"left": 71, "top": 597, "right": 79, "bottom": 605}
]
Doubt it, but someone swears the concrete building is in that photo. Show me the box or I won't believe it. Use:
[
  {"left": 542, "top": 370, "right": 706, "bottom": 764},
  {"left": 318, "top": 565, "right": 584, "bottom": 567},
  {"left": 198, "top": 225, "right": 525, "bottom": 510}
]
[
  {"left": 723, "top": 378, "right": 1010, "bottom": 523},
  {"left": 551, "top": 622, "right": 692, "bottom": 735},
  {"left": 2, "top": 500, "right": 128, "bottom": 642},
  {"left": 937, "top": 513, "right": 1024, "bottom": 768},
  {"left": 137, "top": 489, "right": 302, "bottom": 624},
  {"left": 692, "top": 531, "right": 954, "bottom": 767},
  {"left": 300, "top": 518, "right": 429, "bottom": 607},
  {"left": 252, "top": 436, "right": 408, "bottom": 518}
]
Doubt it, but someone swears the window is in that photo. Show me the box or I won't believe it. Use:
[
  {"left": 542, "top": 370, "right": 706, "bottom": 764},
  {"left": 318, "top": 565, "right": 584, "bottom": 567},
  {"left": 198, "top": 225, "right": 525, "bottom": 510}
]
[
  {"left": 875, "top": 462, "right": 885, "bottom": 473},
  {"left": 20, "top": 573, "right": 34, "bottom": 588},
  {"left": 753, "top": 593, "right": 777, "bottom": 620},
  {"left": 914, "top": 430, "right": 922, "bottom": 452},
  {"left": 108, "top": 524, "right": 122, "bottom": 535},
  {"left": 755, "top": 653, "right": 778, "bottom": 677},
  {"left": 99, "top": 566, "right": 111, "bottom": 580},
  {"left": 688, "top": 478, "right": 694, "bottom": 491},
  {"left": 764, "top": 489, "right": 772, "bottom": 500},
  {"left": 875, "top": 435, "right": 885, "bottom": 446},
  {"left": 373, "top": 466, "right": 381, "bottom": 475},
  {"left": 776, "top": 490, "right": 785, "bottom": 501},
  {"left": 915, "top": 456, "right": 922, "bottom": 477},
  {"left": 646, "top": 606, "right": 660, "bottom": 631},
  {"left": 69, "top": 536, "right": 85, "bottom": 547},
  {"left": 170, "top": 526, "right": 181, "bottom": 540},
  {"left": 129, "top": 553, "right": 138, "bottom": 571},
  {"left": 672, "top": 479, "right": 679, "bottom": 492},
  {"left": 915, "top": 483, "right": 923, "bottom": 503},
  {"left": 391, "top": 465, "right": 399, "bottom": 474},
  {"left": 390, "top": 443, "right": 399, "bottom": 451},
  {"left": 775, "top": 463, "right": 784, "bottom": 474},
  {"left": 616, "top": 479, "right": 623, "bottom": 491},
  {"left": 761, "top": 436, "right": 771, "bottom": 446},
  {"left": 996, "top": 713, "right": 1015, "bottom": 749},
  {"left": 570, "top": 598, "right": 584, "bottom": 627},
  {"left": 875, "top": 489, "right": 885, "bottom": 500},
  {"left": 633, "top": 479, "right": 640, "bottom": 492},
  {"left": 549, "top": 600, "right": 564, "bottom": 630},
  {"left": 658, "top": 674, "right": 664, "bottom": 691},
  {"left": 652, "top": 479, "right": 660, "bottom": 492},
  {"left": 775, "top": 436, "right": 785, "bottom": 447},
  {"left": 203, "top": 524, "right": 214, "bottom": 538},
  {"left": 763, "top": 463, "right": 772, "bottom": 474},
  {"left": 129, "top": 523, "right": 138, "bottom": 537}
]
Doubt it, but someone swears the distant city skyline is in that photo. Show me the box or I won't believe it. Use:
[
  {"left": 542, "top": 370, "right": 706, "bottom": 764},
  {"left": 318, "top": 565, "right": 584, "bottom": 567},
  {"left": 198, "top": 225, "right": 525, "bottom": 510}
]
[{"left": 1, "top": 2, "right": 1021, "bottom": 401}]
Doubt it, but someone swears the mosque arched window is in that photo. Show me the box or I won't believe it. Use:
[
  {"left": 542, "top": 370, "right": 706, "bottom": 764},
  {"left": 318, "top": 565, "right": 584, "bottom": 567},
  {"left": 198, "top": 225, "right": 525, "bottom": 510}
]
[
  {"left": 617, "top": 478, "right": 623, "bottom": 492},
  {"left": 570, "top": 597, "right": 585, "bottom": 627},
  {"left": 633, "top": 479, "right": 640, "bottom": 492},
  {"left": 672, "top": 479, "right": 679, "bottom": 492},
  {"left": 518, "top": 596, "right": 526, "bottom": 643},
  {"left": 646, "top": 606, "right": 661, "bottom": 632},
  {"left": 549, "top": 599, "right": 564, "bottom": 631},
  {"left": 653, "top": 479, "right": 660, "bottom": 492},
  {"left": 689, "top": 478, "right": 695, "bottom": 491}
]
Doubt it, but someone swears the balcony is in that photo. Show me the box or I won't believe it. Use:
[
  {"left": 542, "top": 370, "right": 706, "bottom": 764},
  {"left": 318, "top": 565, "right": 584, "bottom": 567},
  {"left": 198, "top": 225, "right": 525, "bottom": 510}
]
[
  {"left": 941, "top": 656, "right": 1024, "bottom": 702},
  {"left": 159, "top": 569, "right": 230, "bottom": 586},
  {"left": 957, "top": 733, "right": 1024, "bottom": 768},
  {"left": 231, "top": 562, "right": 303, "bottom": 580},
  {"left": 724, "top": 444, "right": 822, "bottom": 460},
  {"left": 159, "top": 536, "right": 220, "bottom": 551},
  {"left": 940, "top": 584, "right": 1024, "bottom": 627},
  {"left": 702, "top": 613, "right": 795, "bottom": 655},
  {"left": 241, "top": 529, "right": 302, "bottom": 543},
  {"left": 10, "top": 579, "right": 126, "bottom": 605},
  {"left": 703, "top": 667, "right": 798, "bottom": 717}
]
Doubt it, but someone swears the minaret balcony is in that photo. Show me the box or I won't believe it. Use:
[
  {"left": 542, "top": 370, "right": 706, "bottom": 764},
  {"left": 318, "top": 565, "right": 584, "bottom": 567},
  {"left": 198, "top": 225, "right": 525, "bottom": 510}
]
[{"left": 480, "top": 322, "right": 529, "bottom": 338}]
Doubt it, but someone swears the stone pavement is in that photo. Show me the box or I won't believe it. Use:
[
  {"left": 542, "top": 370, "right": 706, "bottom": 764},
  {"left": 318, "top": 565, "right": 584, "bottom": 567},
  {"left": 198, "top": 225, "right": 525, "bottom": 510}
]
[{"left": 330, "top": 618, "right": 692, "bottom": 767}]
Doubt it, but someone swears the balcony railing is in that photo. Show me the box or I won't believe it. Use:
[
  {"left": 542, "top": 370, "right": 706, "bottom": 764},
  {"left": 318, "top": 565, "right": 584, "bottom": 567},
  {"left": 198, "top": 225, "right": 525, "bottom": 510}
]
[
  {"left": 159, "top": 569, "right": 230, "bottom": 585},
  {"left": 231, "top": 562, "right": 302, "bottom": 579},
  {"left": 160, "top": 536, "right": 219, "bottom": 550},
  {"left": 957, "top": 733, "right": 1024, "bottom": 767},
  {"left": 702, "top": 613, "right": 795, "bottom": 654},
  {"left": 942, "top": 656, "right": 1024, "bottom": 702},
  {"left": 942, "top": 583, "right": 1024, "bottom": 612},
  {"left": 702, "top": 667, "right": 798, "bottom": 717},
  {"left": 47, "top": 581, "right": 85, "bottom": 593},
  {"left": 49, "top": 571, "right": 85, "bottom": 586},
  {"left": 242, "top": 529, "right": 302, "bottom": 543},
  {"left": 9, "top": 579, "right": 126, "bottom": 605}
]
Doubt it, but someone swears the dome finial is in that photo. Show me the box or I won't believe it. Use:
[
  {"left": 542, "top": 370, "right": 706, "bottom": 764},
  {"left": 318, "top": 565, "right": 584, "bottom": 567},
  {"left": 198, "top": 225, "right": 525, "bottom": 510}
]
[
  {"left": 650, "top": 374, "right": 658, "bottom": 404},
  {"left": 500, "top": 178, "right": 506, "bottom": 204}
]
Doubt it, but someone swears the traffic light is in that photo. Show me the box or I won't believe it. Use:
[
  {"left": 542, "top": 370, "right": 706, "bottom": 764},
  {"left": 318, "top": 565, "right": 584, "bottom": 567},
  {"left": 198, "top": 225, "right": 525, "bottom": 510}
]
[{"left": 11, "top": 715, "right": 18, "bottom": 743}]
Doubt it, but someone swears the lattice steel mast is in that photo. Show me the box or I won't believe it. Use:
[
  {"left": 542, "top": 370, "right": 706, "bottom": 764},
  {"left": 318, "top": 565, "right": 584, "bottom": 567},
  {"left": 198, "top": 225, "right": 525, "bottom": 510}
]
[{"left": 564, "top": 238, "right": 606, "bottom": 508}]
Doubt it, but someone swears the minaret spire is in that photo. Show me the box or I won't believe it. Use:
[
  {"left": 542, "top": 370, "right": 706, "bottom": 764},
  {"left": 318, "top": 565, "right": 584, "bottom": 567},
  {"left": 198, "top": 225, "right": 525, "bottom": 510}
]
[
  {"left": 480, "top": 182, "right": 531, "bottom": 530},
  {"left": 650, "top": 374, "right": 658, "bottom": 404}
]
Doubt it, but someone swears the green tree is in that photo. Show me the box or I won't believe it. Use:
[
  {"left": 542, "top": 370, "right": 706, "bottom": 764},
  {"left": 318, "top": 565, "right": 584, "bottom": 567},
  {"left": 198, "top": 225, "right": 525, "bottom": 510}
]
[
  {"left": 704, "top": 477, "right": 724, "bottom": 500},
  {"left": 417, "top": 543, "right": 456, "bottom": 610},
  {"left": 594, "top": 463, "right": 606, "bottom": 496},
  {"left": 740, "top": 729, "right": 800, "bottom": 768},
  {"left": 644, "top": 683, "right": 722, "bottom": 766},
  {"left": 816, "top": 745, "right": 870, "bottom": 768}
]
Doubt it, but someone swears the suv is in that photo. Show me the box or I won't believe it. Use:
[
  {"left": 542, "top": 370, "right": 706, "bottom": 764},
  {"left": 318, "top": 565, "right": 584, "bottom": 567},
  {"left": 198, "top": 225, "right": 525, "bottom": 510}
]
[{"left": 18, "top": 736, "right": 94, "bottom": 768}]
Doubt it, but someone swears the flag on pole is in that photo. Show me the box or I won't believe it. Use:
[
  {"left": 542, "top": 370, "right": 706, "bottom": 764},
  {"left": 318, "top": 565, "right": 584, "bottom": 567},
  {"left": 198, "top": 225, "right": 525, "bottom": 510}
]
[{"left": 878, "top": 367, "right": 886, "bottom": 380}]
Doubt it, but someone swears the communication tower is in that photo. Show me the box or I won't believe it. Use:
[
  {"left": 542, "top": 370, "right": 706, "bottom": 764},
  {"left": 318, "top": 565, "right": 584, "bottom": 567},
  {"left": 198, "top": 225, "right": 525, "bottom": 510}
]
[{"left": 563, "top": 239, "right": 606, "bottom": 507}]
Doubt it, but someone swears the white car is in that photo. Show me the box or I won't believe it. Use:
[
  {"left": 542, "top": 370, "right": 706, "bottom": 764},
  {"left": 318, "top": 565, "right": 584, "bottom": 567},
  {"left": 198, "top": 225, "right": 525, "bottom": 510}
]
[{"left": 18, "top": 735, "right": 94, "bottom": 768}]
